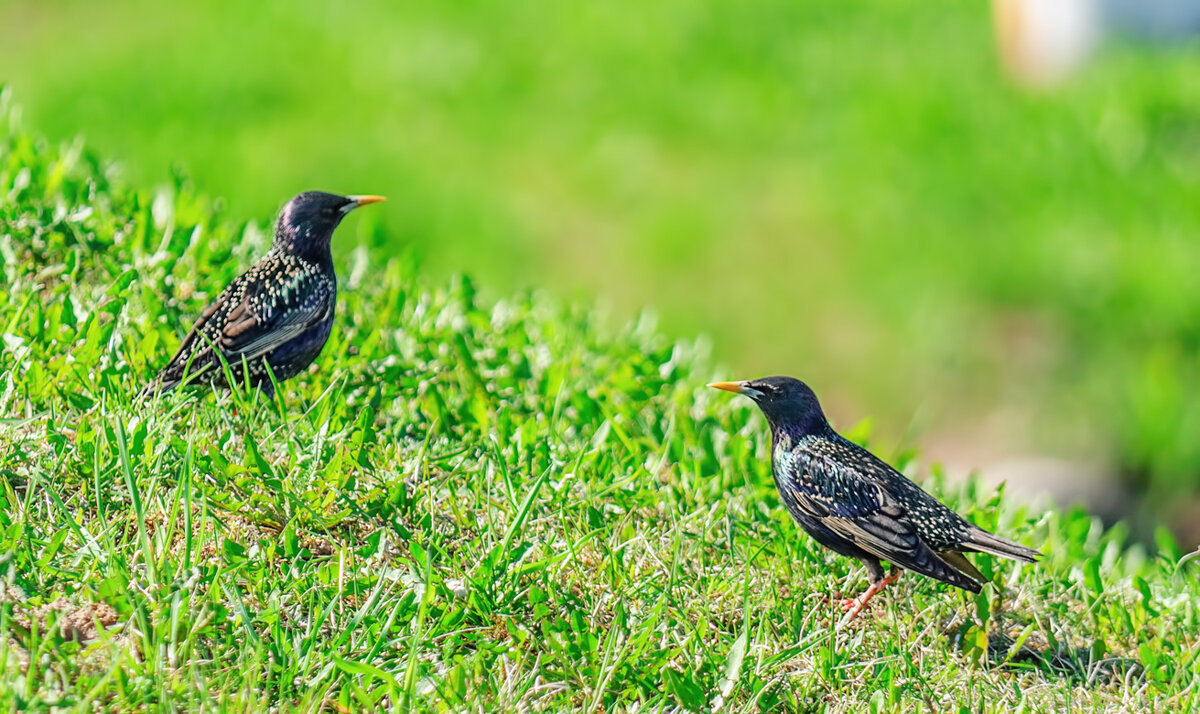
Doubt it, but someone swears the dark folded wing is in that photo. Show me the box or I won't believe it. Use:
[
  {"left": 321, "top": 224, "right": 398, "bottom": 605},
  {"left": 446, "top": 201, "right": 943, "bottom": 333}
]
[
  {"left": 151, "top": 278, "right": 248, "bottom": 388},
  {"left": 151, "top": 265, "right": 332, "bottom": 390},
  {"left": 217, "top": 274, "right": 331, "bottom": 363},
  {"left": 798, "top": 435, "right": 975, "bottom": 552},
  {"left": 781, "top": 448, "right": 982, "bottom": 591}
]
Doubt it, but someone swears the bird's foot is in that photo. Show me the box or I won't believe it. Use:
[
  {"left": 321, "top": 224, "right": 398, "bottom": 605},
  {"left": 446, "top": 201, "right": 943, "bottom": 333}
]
[
  {"left": 825, "top": 590, "right": 855, "bottom": 606},
  {"left": 839, "top": 594, "right": 870, "bottom": 622},
  {"left": 837, "top": 571, "right": 902, "bottom": 623}
]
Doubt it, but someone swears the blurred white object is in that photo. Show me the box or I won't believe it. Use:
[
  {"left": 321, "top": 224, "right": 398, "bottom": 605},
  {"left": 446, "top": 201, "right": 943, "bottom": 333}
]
[
  {"left": 992, "top": 0, "right": 1102, "bottom": 86},
  {"left": 994, "top": 0, "right": 1200, "bottom": 87}
]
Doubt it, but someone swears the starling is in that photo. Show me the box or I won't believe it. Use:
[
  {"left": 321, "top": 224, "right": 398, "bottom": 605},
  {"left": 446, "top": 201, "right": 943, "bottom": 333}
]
[
  {"left": 143, "top": 191, "right": 385, "bottom": 399},
  {"left": 709, "top": 376, "right": 1041, "bottom": 621}
]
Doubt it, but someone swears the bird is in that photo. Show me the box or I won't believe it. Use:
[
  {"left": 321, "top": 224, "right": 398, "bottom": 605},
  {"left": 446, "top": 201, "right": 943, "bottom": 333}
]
[
  {"left": 142, "top": 191, "right": 385, "bottom": 399},
  {"left": 708, "top": 376, "right": 1041, "bottom": 622}
]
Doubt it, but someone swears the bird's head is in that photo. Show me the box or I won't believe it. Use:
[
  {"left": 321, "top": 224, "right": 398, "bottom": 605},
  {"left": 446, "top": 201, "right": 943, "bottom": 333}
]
[
  {"left": 708, "top": 376, "right": 830, "bottom": 436},
  {"left": 274, "top": 191, "right": 385, "bottom": 257}
]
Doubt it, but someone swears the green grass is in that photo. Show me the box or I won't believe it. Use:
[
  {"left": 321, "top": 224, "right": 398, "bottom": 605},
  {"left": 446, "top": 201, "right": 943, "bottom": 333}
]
[
  {"left": 6, "top": 0, "right": 1200, "bottom": 528},
  {"left": 2, "top": 94, "right": 1199, "bottom": 712}
]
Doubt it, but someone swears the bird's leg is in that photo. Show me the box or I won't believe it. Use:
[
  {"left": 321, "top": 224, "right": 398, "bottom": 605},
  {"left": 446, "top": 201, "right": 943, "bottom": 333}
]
[{"left": 839, "top": 568, "right": 903, "bottom": 622}]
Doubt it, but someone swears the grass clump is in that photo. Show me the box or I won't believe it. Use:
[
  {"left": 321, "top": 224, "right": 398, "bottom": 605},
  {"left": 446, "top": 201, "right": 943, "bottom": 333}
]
[{"left": 1, "top": 95, "right": 1198, "bottom": 712}]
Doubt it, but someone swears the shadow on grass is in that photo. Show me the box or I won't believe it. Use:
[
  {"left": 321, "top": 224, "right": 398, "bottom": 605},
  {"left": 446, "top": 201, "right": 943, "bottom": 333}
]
[{"left": 945, "top": 618, "right": 1144, "bottom": 687}]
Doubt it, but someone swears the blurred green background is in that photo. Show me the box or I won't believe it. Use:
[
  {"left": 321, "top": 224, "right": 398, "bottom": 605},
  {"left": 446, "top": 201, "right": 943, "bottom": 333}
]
[{"left": 3, "top": 0, "right": 1200, "bottom": 539}]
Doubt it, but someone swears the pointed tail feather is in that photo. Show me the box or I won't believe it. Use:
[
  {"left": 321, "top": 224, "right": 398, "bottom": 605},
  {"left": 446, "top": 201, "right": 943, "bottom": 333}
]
[
  {"left": 962, "top": 528, "right": 1042, "bottom": 563},
  {"left": 892, "top": 546, "right": 983, "bottom": 593},
  {"left": 938, "top": 550, "right": 987, "bottom": 585},
  {"left": 919, "top": 550, "right": 984, "bottom": 593}
]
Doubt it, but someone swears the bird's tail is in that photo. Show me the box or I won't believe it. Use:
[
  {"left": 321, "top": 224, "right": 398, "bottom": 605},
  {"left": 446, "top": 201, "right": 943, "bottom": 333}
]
[
  {"left": 962, "top": 528, "right": 1042, "bottom": 563},
  {"left": 922, "top": 551, "right": 985, "bottom": 593},
  {"left": 937, "top": 550, "right": 987, "bottom": 584}
]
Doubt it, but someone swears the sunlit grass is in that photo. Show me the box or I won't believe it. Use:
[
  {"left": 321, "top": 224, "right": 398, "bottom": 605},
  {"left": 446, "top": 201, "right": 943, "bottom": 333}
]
[
  {"left": 6, "top": 1, "right": 1200, "bottom": 525},
  {"left": 1, "top": 94, "right": 1198, "bottom": 712}
]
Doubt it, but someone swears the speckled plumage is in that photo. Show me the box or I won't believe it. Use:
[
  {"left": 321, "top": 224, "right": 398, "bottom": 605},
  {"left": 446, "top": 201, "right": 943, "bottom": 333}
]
[
  {"left": 143, "top": 191, "right": 383, "bottom": 398},
  {"left": 710, "top": 376, "right": 1041, "bottom": 620}
]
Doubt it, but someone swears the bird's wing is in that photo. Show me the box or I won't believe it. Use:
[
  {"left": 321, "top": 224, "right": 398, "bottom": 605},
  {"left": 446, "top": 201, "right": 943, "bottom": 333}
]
[
  {"left": 785, "top": 452, "right": 923, "bottom": 565},
  {"left": 151, "top": 262, "right": 332, "bottom": 389},
  {"left": 815, "top": 438, "right": 1041, "bottom": 563},
  {"left": 152, "top": 277, "right": 249, "bottom": 388},
  {"left": 810, "top": 436, "right": 978, "bottom": 552},
  {"left": 782, "top": 447, "right": 982, "bottom": 590},
  {"left": 215, "top": 269, "right": 333, "bottom": 363}
]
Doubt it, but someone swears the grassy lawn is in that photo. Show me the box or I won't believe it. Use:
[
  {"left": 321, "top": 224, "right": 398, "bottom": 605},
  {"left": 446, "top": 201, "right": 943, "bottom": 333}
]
[
  {"left": 6, "top": 1, "right": 1200, "bottom": 530},
  {"left": 2, "top": 95, "right": 1198, "bottom": 711}
]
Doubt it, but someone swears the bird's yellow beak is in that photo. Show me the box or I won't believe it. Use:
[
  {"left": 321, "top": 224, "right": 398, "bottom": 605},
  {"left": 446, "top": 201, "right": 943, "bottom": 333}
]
[
  {"left": 349, "top": 195, "right": 386, "bottom": 207},
  {"left": 707, "top": 381, "right": 747, "bottom": 394}
]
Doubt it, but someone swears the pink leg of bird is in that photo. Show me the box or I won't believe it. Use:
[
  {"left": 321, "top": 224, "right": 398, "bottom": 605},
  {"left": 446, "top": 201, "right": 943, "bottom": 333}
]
[{"left": 839, "top": 570, "right": 903, "bottom": 622}]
